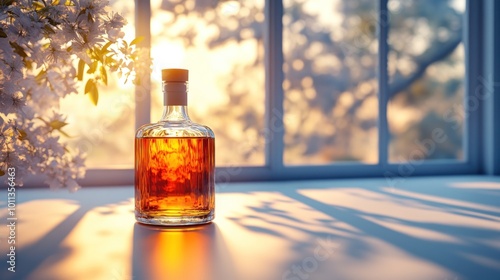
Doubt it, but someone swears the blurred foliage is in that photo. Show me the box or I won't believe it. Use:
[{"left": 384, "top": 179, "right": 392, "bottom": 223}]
[
  {"left": 388, "top": 0, "right": 464, "bottom": 162},
  {"left": 153, "top": 0, "right": 465, "bottom": 165}
]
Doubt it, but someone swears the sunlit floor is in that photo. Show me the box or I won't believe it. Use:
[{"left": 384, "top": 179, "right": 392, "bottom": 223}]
[{"left": 0, "top": 176, "right": 499, "bottom": 280}]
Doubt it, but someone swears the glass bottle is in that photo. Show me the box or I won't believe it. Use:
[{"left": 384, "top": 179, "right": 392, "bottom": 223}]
[{"left": 135, "top": 68, "right": 215, "bottom": 226}]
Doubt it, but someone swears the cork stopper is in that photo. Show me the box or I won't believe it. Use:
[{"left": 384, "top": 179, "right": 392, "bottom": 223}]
[
  {"left": 162, "top": 68, "right": 188, "bottom": 82},
  {"left": 162, "top": 69, "right": 188, "bottom": 106}
]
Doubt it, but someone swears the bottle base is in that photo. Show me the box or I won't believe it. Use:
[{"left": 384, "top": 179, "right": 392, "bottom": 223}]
[{"left": 135, "top": 210, "right": 214, "bottom": 226}]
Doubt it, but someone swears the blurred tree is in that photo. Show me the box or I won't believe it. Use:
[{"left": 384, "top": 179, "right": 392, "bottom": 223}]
[
  {"left": 388, "top": 0, "right": 464, "bottom": 161},
  {"left": 156, "top": 0, "right": 464, "bottom": 164}
]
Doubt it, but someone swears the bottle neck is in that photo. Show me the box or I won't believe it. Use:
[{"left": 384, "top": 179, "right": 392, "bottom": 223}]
[
  {"left": 160, "top": 81, "right": 191, "bottom": 122},
  {"left": 160, "top": 105, "right": 190, "bottom": 122}
]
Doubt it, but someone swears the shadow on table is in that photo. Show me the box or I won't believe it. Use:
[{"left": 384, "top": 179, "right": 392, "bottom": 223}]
[
  {"left": 0, "top": 187, "right": 133, "bottom": 280},
  {"left": 220, "top": 176, "right": 500, "bottom": 280},
  {"left": 1, "top": 176, "right": 499, "bottom": 280}
]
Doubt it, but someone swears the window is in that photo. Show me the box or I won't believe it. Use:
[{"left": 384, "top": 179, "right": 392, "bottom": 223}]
[
  {"left": 149, "top": 0, "right": 266, "bottom": 166},
  {"left": 60, "top": 0, "right": 494, "bottom": 186}
]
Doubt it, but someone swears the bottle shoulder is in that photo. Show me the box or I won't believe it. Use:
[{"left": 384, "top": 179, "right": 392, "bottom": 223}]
[{"left": 136, "top": 121, "right": 215, "bottom": 138}]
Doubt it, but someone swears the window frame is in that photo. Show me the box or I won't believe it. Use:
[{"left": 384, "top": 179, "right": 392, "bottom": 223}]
[
  {"left": 67, "top": 0, "right": 497, "bottom": 187},
  {"left": 482, "top": 0, "right": 500, "bottom": 175}
]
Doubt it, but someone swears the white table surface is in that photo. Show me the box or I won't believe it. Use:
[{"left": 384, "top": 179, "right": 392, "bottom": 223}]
[{"left": 1, "top": 176, "right": 500, "bottom": 280}]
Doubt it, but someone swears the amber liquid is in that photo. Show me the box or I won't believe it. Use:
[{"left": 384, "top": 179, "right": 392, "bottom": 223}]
[{"left": 135, "top": 137, "right": 215, "bottom": 224}]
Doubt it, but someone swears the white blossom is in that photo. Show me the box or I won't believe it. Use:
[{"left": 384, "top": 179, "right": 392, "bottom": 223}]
[{"left": 0, "top": 0, "right": 150, "bottom": 189}]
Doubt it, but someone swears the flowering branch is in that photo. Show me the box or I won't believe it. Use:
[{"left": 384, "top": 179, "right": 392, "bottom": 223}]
[{"left": 0, "top": 0, "right": 151, "bottom": 190}]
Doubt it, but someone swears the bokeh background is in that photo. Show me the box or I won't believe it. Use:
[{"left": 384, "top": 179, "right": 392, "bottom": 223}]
[{"left": 60, "top": 0, "right": 465, "bottom": 168}]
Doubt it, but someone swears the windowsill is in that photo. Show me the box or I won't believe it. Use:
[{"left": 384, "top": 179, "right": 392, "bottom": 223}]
[{"left": 1, "top": 175, "right": 499, "bottom": 280}]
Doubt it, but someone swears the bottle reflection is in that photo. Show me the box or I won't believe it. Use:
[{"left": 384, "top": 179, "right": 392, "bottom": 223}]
[{"left": 132, "top": 223, "right": 234, "bottom": 280}]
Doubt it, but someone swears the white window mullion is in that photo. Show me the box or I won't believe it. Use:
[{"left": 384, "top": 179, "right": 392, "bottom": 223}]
[
  {"left": 264, "top": 0, "right": 285, "bottom": 171},
  {"left": 378, "top": 0, "right": 389, "bottom": 166},
  {"left": 482, "top": 0, "right": 500, "bottom": 174}
]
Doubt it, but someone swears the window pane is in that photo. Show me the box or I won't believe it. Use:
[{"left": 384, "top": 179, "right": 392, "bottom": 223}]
[
  {"left": 61, "top": 0, "right": 135, "bottom": 168},
  {"left": 388, "top": 0, "right": 465, "bottom": 162},
  {"left": 283, "top": 0, "right": 379, "bottom": 165},
  {"left": 150, "top": 0, "right": 265, "bottom": 166}
]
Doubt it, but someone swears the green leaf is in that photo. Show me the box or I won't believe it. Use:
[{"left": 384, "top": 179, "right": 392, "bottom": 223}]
[
  {"left": 77, "top": 8, "right": 86, "bottom": 18},
  {"left": 10, "top": 42, "right": 27, "bottom": 58},
  {"left": 89, "top": 85, "right": 98, "bottom": 106},
  {"left": 36, "top": 116, "right": 49, "bottom": 125},
  {"left": 99, "top": 42, "right": 113, "bottom": 61},
  {"left": 84, "top": 78, "right": 93, "bottom": 94},
  {"left": 49, "top": 120, "right": 68, "bottom": 130},
  {"left": 130, "top": 36, "right": 144, "bottom": 46},
  {"left": 101, "top": 41, "right": 113, "bottom": 53},
  {"left": 100, "top": 65, "right": 107, "bottom": 86},
  {"left": 33, "top": 1, "right": 45, "bottom": 10},
  {"left": 35, "top": 69, "right": 46, "bottom": 84},
  {"left": 77, "top": 59, "right": 85, "bottom": 81},
  {"left": 25, "top": 60, "right": 33, "bottom": 70},
  {"left": 105, "top": 55, "right": 117, "bottom": 65},
  {"left": 58, "top": 129, "right": 72, "bottom": 138},
  {"left": 44, "top": 24, "right": 56, "bottom": 34},
  {"left": 17, "top": 129, "right": 27, "bottom": 140},
  {"left": 47, "top": 17, "right": 61, "bottom": 26},
  {"left": 84, "top": 79, "right": 98, "bottom": 105},
  {"left": 87, "top": 61, "right": 98, "bottom": 74}
]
